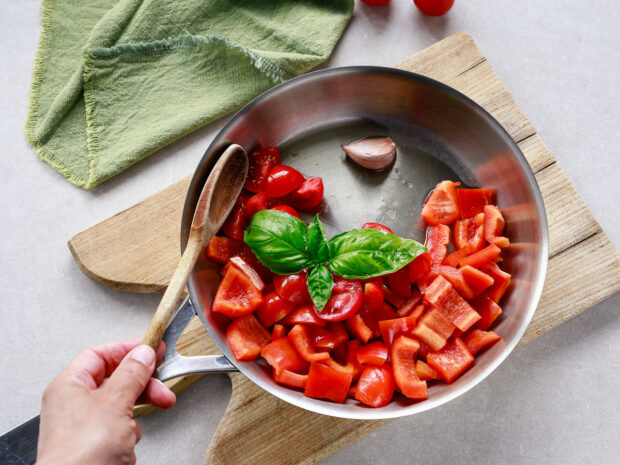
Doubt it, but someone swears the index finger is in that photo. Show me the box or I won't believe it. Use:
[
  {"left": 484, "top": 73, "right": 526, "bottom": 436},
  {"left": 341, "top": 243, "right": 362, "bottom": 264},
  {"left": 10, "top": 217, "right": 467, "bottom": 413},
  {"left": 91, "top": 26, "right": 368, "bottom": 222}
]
[{"left": 64, "top": 339, "right": 166, "bottom": 389}]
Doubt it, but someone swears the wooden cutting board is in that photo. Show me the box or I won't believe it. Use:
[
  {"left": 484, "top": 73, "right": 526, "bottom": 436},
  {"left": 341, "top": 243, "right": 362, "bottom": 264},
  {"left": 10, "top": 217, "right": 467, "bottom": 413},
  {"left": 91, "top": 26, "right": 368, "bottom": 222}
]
[{"left": 68, "top": 32, "right": 620, "bottom": 465}]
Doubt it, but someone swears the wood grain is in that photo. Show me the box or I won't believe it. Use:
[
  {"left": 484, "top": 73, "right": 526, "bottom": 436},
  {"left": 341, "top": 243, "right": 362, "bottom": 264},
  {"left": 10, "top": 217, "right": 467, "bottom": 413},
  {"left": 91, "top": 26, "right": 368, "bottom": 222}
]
[{"left": 68, "top": 32, "right": 620, "bottom": 465}]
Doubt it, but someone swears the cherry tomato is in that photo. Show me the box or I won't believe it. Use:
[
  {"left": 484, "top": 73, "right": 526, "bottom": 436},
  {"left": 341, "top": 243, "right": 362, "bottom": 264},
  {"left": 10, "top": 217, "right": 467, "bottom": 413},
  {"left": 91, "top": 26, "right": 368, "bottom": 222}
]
[
  {"left": 361, "top": 222, "right": 394, "bottom": 234},
  {"left": 265, "top": 165, "right": 305, "bottom": 198},
  {"left": 244, "top": 192, "right": 276, "bottom": 222},
  {"left": 273, "top": 271, "right": 311, "bottom": 305},
  {"left": 245, "top": 146, "right": 281, "bottom": 193},
  {"left": 354, "top": 365, "right": 395, "bottom": 408},
  {"left": 413, "top": 0, "right": 454, "bottom": 16},
  {"left": 271, "top": 204, "right": 301, "bottom": 219},
  {"left": 314, "top": 276, "right": 363, "bottom": 322},
  {"left": 361, "top": 0, "right": 391, "bottom": 5},
  {"left": 287, "top": 176, "right": 324, "bottom": 211},
  {"left": 221, "top": 191, "right": 252, "bottom": 240}
]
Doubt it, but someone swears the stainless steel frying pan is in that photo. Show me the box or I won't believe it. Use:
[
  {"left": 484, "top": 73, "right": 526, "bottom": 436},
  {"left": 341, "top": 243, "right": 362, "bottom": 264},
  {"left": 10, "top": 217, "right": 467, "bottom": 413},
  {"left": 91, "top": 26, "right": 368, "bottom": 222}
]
[
  {"left": 158, "top": 66, "right": 548, "bottom": 420},
  {"left": 0, "top": 67, "right": 548, "bottom": 463}
]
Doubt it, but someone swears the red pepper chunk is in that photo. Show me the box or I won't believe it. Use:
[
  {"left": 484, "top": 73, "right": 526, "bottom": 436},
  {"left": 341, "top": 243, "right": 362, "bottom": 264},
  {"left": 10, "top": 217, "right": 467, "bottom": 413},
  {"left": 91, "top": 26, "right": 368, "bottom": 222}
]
[
  {"left": 484, "top": 205, "right": 510, "bottom": 248},
  {"left": 272, "top": 324, "right": 286, "bottom": 340},
  {"left": 280, "top": 304, "right": 326, "bottom": 327},
  {"left": 363, "top": 282, "right": 384, "bottom": 312},
  {"left": 481, "top": 262, "right": 511, "bottom": 303},
  {"left": 221, "top": 191, "right": 252, "bottom": 240},
  {"left": 346, "top": 340, "right": 364, "bottom": 382},
  {"left": 345, "top": 314, "right": 373, "bottom": 343},
  {"left": 361, "top": 222, "right": 394, "bottom": 234},
  {"left": 396, "top": 291, "right": 422, "bottom": 317},
  {"left": 255, "top": 290, "right": 294, "bottom": 327},
  {"left": 261, "top": 337, "right": 308, "bottom": 374},
  {"left": 225, "top": 314, "right": 271, "bottom": 361},
  {"left": 357, "top": 341, "right": 388, "bottom": 366},
  {"left": 453, "top": 213, "right": 486, "bottom": 253},
  {"left": 458, "top": 244, "right": 501, "bottom": 269},
  {"left": 360, "top": 303, "right": 398, "bottom": 338},
  {"left": 354, "top": 365, "right": 395, "bottom": 407},
  {"left": 457, "top": 188, "right": 494, "bottom": 219},
  {"left": 421, "top": 180, "right": 460, "bottom": 225},
  {"left": 309, "top": 323, "right": 348, "bottom": 350},
  {"left": 423, "top": 276, "right": 481, "bottom": 332},
  {"left": 461, "top": 265, "right": 494, "bottom": 297},
  {"left": 305, "top": 362, "right": 353, "bottom": 403},
  {"left": 474, "top": 296, "right": 503, "bottom": 330},
  {"left": 434, "top": 265, "right": 475, "bottom": 301},
  {"left": 414, "top": 360, "right": 441, "bottom": 381},
  {"left": 206, "top": 236, "right": 245, "bottom": 264},
  {"left": 391, "top": 336, "right": 428, "bottom": 400},
  {"left": 386, "top": 266, "right": 412, "bottom": 298},
  {"left": 273, "top": 369, "right": 308, "bottom": 389},
  {"left": 379, "top": 314, "right": 420, "bottom": 348},
  {"left": 288, "top": 324, "right": 330, "bottom": 362},
  {"left": 427, "top": 337, "right": 474, "bottom": 383},
  {"left": 411, "top": 308, "right": 455, "bottom": 351},
  {"left": 425, "top": 224, "right": 451, "bottom": 265},
  {"left": 409, "top": 252, "right": 432, "bottom": 283},
  {"left": 463, "top": 330, "right": 501, "bottom": 355},
  {"left": 212, "top": 266, "right": 264, "bottom": 317}
]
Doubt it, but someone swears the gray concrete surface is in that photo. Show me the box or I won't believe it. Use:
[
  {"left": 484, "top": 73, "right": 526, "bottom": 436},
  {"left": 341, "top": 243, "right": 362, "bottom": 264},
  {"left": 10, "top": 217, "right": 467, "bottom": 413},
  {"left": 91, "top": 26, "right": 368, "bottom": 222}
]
[{"left": 1, "top": 1, "right": 618, "bottom": 464}]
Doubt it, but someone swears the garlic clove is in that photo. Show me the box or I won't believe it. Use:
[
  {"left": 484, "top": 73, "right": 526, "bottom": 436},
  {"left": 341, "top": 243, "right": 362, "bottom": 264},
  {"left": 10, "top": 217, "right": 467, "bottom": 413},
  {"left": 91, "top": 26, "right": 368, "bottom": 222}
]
[{"left": 341, "top": 137, "right": 396, "bottom": 170}]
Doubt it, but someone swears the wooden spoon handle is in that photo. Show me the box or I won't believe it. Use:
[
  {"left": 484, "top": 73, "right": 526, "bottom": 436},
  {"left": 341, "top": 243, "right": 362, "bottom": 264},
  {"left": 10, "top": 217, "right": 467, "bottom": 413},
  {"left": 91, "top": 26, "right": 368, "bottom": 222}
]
[{"left": 141, "top": 239, "right": 205, "bottom": 349}]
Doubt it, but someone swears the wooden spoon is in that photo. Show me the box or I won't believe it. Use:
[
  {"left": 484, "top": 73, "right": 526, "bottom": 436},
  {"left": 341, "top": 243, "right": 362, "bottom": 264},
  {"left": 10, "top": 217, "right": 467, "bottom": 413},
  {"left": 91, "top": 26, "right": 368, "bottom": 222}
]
[{"left": 142, "top": 144, "right": 249, "bottom": 349}]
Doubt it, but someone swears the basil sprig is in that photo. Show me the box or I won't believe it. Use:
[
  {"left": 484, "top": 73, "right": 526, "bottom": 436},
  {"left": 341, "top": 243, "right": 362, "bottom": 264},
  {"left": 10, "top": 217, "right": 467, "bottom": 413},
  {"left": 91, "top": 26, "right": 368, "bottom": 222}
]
[{"left": 244, "top": 210, "right": 426, "bottom": 311}]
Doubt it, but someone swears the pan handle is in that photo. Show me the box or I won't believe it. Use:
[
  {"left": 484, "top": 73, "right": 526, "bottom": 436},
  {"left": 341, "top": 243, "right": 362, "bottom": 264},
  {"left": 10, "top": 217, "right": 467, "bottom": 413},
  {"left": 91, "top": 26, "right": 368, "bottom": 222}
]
[{"left": 154, "top": 297, "right": 237, "bottom": 381}]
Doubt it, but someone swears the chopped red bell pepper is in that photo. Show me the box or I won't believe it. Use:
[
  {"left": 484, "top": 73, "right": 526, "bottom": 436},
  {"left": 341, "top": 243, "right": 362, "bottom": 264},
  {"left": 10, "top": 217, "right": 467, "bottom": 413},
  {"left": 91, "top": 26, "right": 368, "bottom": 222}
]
[
  {"left": 453, "top": 212, "right": 486, "bottom": 253},
  {"left": 273, "top": 368, "right": 308, "bottom": 388},
  {"left": 225, "top": 314, "right": 271, "bottom": 361},
  {"left": 409, "top": 252, "right": 432, "bottom": 283},
  {"left": 382, "top": 284, "right": 405, "bottom": 308},
  {"left": 427, "top": 337, "right": 474, "bottom": 383},
  {"left": 458, "top": 244, "right": 501, "bottom": 269},
  {"left": 360, "top": 302, "right": 398, "bottom": 338},
  {"left": 345, "top": 314, "right": 373, "bottom": 343},
  {"left": 206, "top": 236, "right": 245, "bottom": 264},
  {"left": 361, "top": 222, "right": 395, "bottom": 234},
  {"left": 435, "top": 265, "right": 475, "bottom": 300},
  {"left": 280, "top": 304, "right": 326, "bottom": 327},
  {"left": 474, "top": 296, "right": 503, "bottom": 330},
  {"left": 421, "top": 180, "right": 460, "bottom": 225},
  {"left": 414, "top": 359, "right": 441, "bottom": 381},
  {"left": 423, "top": 276, "right": 481, "bottom": 331},
  {"left": 425, "top": 224, "right": 451, "bottom": 265},
  {"left": 363, "top": 282, "right": 384, "bottom": 312},
  {"left": 396, "top": 290, "right": 422, "bottom": 317},
  {"left": 391, "top": 336, "right": 428, "bottom": 400},
  {"left": 261, "top": 337, "right": 308, "bottom": 374},
  {"left": 272, "top": 324, "right": 286, "bottom": 340},
  {"left": 457, "top": 188, "right": 494, "bottom": 219},
  {"left": 354, "top": 365, "right": 395, "bottom": 407},
  {"left": 288, "top": 324, "right": 330, "bottom": 362},
  {"left": 483, "top": 205, "right": 509, "bottom": 248},
  {"left": 255, "top": 290, "right": 295, "bottom": 327},
  {"left": 463, "top": 330, "right": 501, "bottom": 355},
  {"left": 330, "top": 340, "right": 348, "bottom": 365},
  {"left": 411, "top": 308, "right": 455, "bottom": 351},
  {"left": 443, "top": 247, "right": 469, "bottom": 268},
  {"left": 212, "top": 265, "right": 264, "bottom": 317},
  {"left": 305, "top": 362, "right": 353, "bottom": 403},
  {"left": 309, "top": 323, "right": 348, "bottom": 350},
  {"left": 386, "top": 265, "right": 412, "bottom": 298},
  {"left": 227, "top": 256, "right": 265, "bottom": 292},
  {"left": 480, "top": 262, "right": 511, "bottom": 302},
  {"left": 379, "top": 314, "right": 419, "bottom": 348},
  {"left": 461, "top": 265, "right": 494, "bottom": 297},
  {"left": 346, "top": 340, "right": 364, "bottom": 382},
  {"left": 357, "top": 341, "right": 388, "bottom": 366}
]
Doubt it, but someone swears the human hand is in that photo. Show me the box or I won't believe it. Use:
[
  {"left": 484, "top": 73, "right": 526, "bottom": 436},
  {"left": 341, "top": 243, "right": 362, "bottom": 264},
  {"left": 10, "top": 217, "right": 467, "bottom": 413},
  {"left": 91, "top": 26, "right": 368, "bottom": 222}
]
[{"left": 35, "top": 340, "right": 176, "bottom": 465}]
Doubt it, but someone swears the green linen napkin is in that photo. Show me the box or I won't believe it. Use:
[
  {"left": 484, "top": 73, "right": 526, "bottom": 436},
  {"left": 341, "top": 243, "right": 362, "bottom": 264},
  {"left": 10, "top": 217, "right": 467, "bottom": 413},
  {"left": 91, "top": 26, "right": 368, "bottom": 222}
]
[{"left": 26, "top": 0, "right": 353, "bottom": 189}]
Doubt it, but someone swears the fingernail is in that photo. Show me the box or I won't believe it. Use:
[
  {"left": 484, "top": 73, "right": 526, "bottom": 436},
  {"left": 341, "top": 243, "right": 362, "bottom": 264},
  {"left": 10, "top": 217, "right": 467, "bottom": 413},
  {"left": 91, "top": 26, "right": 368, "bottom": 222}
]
[{"left": 130, "top": 345, "right": 155, "bottom": 367}]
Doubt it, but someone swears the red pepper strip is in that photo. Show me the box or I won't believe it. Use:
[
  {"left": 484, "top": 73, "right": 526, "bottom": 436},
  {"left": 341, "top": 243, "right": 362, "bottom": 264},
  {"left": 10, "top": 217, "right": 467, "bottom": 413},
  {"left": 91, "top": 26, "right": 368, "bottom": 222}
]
[
  {"left": 382, "top": 284, "right": 405, "bottom": 308},
  {"left": 363, "top": 282, "right": 384, "bottom": 312},
  {"left": 425, "top": 224, "right": 451, "bottom": 265},
  {"left": 474, "top": 296, "right": 503, "bottom": 330},
  {"left": 434, "top": 265, "right": 475, "bottom": 301},
  {"left": 456, "top": 188, "right": 494, "bottom": 219},
  {"left": 346, "top": 340, "right": 364, "bottom": 382},
  {"left": 288, "top": 324, "right": 330, "bottom": 362},
  {"left": 391, "top": 336, "right": 428, "bottom": 400},
  {"left": 273, "top": 369, "right": 308, "bottom": 388},
  {"left": 421, "top": 180, "right": 460, "bottom": 225},
  {"left": 414, "top": 360, "right": 441, "bottom": 381},
  {"left": 483, "top": 205, "right": 509, "bottom": 248},
  {"left": 272, "top": 324, "right": 286, "bottom": 340},
  {"left": 458, "top": 244, "right": 501, "bottom": 269},
  {"left": 396, "top": 290, "right": 422, "bottom": 317},
  {"left": 379, "top": 314, "right": 419, "bottom": 348},
  {"left": 463, "top": 329, "right": 501, "bottom": 355},
  {"left": 360, "top": 302, "right": 398, "bottom": 338},
  {"left": 345, "top": 314, "right": 373, "bottom": 343},
  {"left": 427, "top": 337, "right": 474, "bottom": 383},
  {"left": 480, "top": 262, "right": 511, "bottom": 303},
  {"left": 461, "top": 265, "right": 494, "bottom": 297},
  {"left": 206, "top": 236, "right": 245, "bottom": 264},
  {"left": 443, "top": 247, "right": 469, "bottom": 268},
  {"left": 412, "top": 308, "right": 455, "bottom": 352}
]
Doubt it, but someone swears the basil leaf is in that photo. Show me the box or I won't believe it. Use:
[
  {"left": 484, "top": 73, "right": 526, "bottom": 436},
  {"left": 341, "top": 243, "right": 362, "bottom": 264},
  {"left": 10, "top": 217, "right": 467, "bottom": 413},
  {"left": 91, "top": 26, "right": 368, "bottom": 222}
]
[
  {"left": 307, "top": 265, "right": 333, "bottom": 311},
  {"left": 329, "top": 229, "right": 426, "bottom": 279},
  {"left": 306, "top": 215, "right": 331, "bottom": 264},
  {"left": 244, "top": 210, "right": 313, "bottom": 274}
]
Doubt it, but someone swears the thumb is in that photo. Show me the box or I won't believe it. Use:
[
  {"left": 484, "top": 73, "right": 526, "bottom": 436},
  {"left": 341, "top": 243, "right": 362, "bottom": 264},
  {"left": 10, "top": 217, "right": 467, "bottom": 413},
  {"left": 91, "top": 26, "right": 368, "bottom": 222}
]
[{"left": 105, "top": 345, "right": 156, "bottom": 407}]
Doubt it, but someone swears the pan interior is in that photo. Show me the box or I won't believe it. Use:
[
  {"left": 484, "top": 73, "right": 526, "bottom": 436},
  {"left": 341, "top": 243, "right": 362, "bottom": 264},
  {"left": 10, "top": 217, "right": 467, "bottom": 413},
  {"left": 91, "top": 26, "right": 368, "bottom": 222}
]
[{"left": 186, "top": 67, "right": 547, "bottom": 420}]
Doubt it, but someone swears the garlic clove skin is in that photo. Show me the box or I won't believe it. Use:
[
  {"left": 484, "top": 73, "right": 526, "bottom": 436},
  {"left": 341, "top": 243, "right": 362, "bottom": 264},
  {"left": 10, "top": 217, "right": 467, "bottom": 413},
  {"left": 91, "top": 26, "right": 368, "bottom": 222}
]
[{"left": 341, "top": 137, "right": 396, "bottom": 170}]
